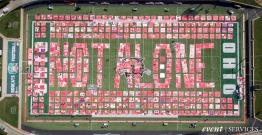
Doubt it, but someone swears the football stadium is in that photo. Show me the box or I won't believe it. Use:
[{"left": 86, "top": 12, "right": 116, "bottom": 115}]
[{"left": 18, "top": 2, "right": 251, "bottom": 132}]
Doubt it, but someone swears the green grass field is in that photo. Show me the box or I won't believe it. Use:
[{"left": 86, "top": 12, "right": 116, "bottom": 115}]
[
  {"left": 0, "top": 97, "right": 18, "bottom": 127},
  {"left": 0, "top": 9, "right": 20, "bottom": 38},
  {"left": 0, "top": 129, "right": 7, "bottom": 135},
  {"left": 254, "top": 17, "right": 262, "bottom": 120},
  {"left": 22, "top": 4, "right": 245, "bottom": 131}
]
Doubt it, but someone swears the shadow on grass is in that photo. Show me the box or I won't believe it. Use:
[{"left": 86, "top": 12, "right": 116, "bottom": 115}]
[{"left": 182, "top": 4, "right": 203, "bottom": 16}]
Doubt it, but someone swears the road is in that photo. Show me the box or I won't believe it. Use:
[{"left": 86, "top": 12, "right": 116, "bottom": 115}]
[
  {"left": 0, "top": 119, "right": 30, "bottom": 135},
  {"left": 0, "top": 0, "right": 37, "bottom": 17}
]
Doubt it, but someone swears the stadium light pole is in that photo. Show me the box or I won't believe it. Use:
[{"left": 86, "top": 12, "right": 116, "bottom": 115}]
[
  {"left": 232, "top": 54, "right": 262, "bottom": 118},
  {"left": 231, "top": 57, "right": 252, "bottom": 75},
  {"left": 232, "top": 55, "right": 262, "bottom": 75},
  {"left": 231, "top": 57, "right": 245, "bottom": 75}
]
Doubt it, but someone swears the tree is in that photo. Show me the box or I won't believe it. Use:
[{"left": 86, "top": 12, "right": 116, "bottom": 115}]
[{"left": 0, "top": 128, "right": 7, "bottom": 135}]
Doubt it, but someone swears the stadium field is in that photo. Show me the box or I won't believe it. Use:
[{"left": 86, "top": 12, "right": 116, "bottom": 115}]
[{"left": 22, "top": 5, "right": 246, "bottom": 129}]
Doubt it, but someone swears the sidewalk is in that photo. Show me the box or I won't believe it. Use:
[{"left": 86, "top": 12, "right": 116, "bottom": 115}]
[
  {"left": 0, "top": 33, "right": 8, "bottom": 102},
  {"left": 18, "top": 8, "right": 24, "bottom": 129},
  {"left": 0, "top": 119, "right": 30, "bottom": 135}
]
